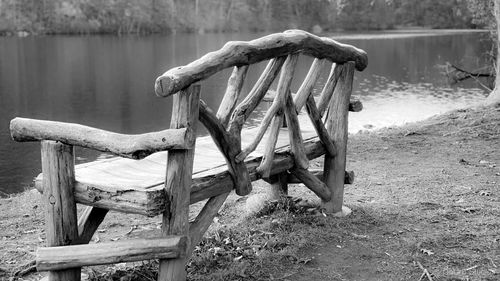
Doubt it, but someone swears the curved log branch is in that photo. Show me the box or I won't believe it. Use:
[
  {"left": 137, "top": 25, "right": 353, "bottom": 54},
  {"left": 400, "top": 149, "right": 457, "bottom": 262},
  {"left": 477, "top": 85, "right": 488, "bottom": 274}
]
[
  {"left": 155, "top": 30, "right": 368, "bottom": 97},
  {"left": 305, "top": 95, "right": 337, "bottom": 157},
  {"left": 217, "top": 65, "right": 249, "bottom": 128},
  {"left": 318, "top": 64, "right": 343, "bottom": 117},
  {"left": 293, "top": 58, "right": 327, "bottom": 112},
  {"left": 284, "top": 90, "right": 309, "bottom": 170},
  {"left": 10, "top": 118, "right": 193, "bottom": 159},
  {"left": 191, "top": 139, "right": 327, "bottom": 203},
  {"left": 189, "top": 192, "right": 230, "bottom": 254},
  {"left": 236, "top": 98, "right": 282, "bottom": 163},
  {"left": 290, "top": 167, "right": 331, "bottom": 202},
  {"left": 264, "top": 90, "right": 363, "bottom": 113},
  {"left": 199, "top": 100, "right": 252, "bottom": 196},
  {"left": 228, "top": 57, "right": 285, "bottom": 136},
  {"left": 255, "top": 54, "right": 299, "bottom": 177}
]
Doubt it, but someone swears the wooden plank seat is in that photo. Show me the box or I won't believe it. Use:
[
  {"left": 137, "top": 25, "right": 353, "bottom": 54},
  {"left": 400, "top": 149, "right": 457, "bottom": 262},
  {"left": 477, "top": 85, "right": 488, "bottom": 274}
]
[
  {"left": 10, "top": 29, "right": 368, "bottom": 281},
  {"left": 28, "top": 115, "right": 326, "bottom": 216}
]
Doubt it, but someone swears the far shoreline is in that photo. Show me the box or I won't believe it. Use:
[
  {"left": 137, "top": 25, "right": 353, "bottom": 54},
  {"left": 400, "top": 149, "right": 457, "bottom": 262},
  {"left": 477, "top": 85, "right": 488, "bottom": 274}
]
[{"left": 1, "top": 27, "right": 489, "bottom": 39}]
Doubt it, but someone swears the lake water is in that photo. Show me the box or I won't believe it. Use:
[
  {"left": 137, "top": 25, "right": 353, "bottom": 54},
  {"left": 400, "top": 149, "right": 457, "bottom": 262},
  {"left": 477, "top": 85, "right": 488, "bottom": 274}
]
[{"left": 0, "top": 30, "right": 491, "bottom": 195}]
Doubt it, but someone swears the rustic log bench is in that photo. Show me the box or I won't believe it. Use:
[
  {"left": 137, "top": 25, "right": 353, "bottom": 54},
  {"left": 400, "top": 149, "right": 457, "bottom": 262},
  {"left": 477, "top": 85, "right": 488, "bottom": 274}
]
[{"left": 10, "top": 30, "right": 367, "bottom": 281}]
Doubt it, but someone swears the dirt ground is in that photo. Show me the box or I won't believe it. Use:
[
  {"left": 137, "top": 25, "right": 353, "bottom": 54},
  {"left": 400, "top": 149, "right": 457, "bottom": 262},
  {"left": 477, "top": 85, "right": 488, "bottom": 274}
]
[{"left": 1, "top": 105, "right": 499, "bottom": 281}]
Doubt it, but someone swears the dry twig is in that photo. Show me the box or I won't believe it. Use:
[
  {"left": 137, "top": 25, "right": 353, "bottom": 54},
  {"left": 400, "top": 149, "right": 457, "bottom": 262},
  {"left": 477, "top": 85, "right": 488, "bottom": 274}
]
[
  {"left": 415, "top": 261, "right": 433, "bottom": 281},
  {"left": 12, "top": 260, "right": 36, "bottom": 277}
]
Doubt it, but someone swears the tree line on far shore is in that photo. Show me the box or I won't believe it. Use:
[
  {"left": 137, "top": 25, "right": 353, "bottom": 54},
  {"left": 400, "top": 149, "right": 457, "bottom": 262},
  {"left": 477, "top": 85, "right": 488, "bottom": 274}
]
[{"left": 0, "top": 0, "right": 482, "bottom": 36}]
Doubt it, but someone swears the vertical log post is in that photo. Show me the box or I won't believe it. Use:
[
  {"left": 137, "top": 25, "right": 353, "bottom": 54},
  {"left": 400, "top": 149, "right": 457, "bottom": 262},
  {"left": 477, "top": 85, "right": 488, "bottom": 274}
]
[
  {"left": 323, "top": 62, "right": 355, "bottom": 215},
  {"left": 159, "top": 85, "right": 200, "bottom": 281},
  {"left": 40, "top": 141, "right": 80, "bottom": 281},
  {"left": 266, "top": 172, "right": 288, "bottom": 200}
]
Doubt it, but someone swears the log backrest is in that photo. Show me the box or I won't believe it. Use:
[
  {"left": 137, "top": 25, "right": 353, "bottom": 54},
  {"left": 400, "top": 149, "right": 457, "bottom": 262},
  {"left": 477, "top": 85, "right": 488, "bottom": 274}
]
[{"left": 154, "top": 30, "right": 368, "bottom": 197}]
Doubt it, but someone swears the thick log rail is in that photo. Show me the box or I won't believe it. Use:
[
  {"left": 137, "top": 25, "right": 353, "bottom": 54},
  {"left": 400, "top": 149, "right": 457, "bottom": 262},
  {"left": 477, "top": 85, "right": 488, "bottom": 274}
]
[{"left": 9, "top": 30, "right": 367, "bottom": 281}]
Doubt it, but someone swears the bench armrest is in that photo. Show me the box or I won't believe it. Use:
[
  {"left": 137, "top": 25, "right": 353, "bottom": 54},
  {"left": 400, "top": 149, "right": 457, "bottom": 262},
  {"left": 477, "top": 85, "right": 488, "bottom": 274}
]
[{"left": 10, "top": 117, "right": 195, "bottom": 159}]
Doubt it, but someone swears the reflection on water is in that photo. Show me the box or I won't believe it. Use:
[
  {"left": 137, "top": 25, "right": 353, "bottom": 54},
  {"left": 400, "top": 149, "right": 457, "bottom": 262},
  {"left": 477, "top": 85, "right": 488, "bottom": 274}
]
[
  {"left": 0, "top": 31, "right": 491, "bottom": 195},
  {"left": 349, "top": 76, "right": 487, "bottom": 132}
]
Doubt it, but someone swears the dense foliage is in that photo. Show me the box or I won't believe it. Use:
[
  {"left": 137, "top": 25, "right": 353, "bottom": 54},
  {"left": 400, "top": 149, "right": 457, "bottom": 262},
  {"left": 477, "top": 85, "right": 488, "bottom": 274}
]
[{"left": 0, "top": 0, "right": 481, "bottom": 35}]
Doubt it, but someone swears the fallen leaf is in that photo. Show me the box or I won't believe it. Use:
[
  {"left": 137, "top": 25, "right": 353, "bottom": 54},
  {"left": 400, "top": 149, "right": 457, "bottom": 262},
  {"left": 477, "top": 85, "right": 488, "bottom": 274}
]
[{"left": 420, "top": 248, "right": 434, "bottom": 255}]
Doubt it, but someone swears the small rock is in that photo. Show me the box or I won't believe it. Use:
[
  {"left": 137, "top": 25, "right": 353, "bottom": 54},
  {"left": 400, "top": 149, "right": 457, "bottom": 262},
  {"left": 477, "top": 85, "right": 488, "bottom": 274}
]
[{"left": 459, "top": 159, "right": 470, "bottom": 165}]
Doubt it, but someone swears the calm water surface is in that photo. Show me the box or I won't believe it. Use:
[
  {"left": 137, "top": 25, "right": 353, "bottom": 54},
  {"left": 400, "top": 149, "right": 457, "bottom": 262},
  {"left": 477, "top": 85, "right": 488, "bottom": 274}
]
[{"left": 0, "top": 31, "right": 491, "bottom": 195}]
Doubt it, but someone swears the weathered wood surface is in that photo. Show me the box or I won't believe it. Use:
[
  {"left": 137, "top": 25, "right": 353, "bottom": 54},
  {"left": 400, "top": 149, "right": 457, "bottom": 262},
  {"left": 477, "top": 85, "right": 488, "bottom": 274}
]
[
  {"left": 199, "top": 100, "right": 252, "bottom": 196},
  {"left": 11, "top": 118, "right": 193, "bottom": 159},
  {"left": 189, "top": 192, "right": 230, "bottom": 254},
  {"left": 305, "top": 95, "right": 337, "bottom": 157},
  {"left": 266, "top": 173, "right": 288, "bottom": 200},
  {"left": 41, "top": 141, "right": 80, "bottom": 281},
  {"left": 33, "top": 115, "right": 324, "bottom": 216},
  {"left": 318, "top": 64, "right": 343, "bottom": 117},
  {"left": 290, "top": 167, "right": 331, "bottom": 201},
  {"left": 216, "top": 65, "right": 249, "bottom": 127},
  {"left": 293, "top": 58, "right": 326, "bottom": 111},
  {"left": 323, "top": 62, "right": 355, "bottom": 213},
  {"left": 36, "top": 236, "right": 187, "bottom": 271},
  {"left": 263, "top": 90, "right": 362, "bottom": 113},
  {"left": 159, "top": 85, "right": 199, "bottom": 281},
  {"left": 228, "top": 57, "right": 285, "bottom": 136},
  {"left": 77, "top": 207, "right": 108, "bottom": 244},
  {"left": 284, "top": 89, "right": 309, "bottom": 170},
  {"left": 256, "top": 54, "right": 299, "bottom": 177},
  {"left": 155, "top": 30, "right": 368, "bottom": 97},
  {"left": 286, "top": 170, "right": 355, "bottom": 185}
]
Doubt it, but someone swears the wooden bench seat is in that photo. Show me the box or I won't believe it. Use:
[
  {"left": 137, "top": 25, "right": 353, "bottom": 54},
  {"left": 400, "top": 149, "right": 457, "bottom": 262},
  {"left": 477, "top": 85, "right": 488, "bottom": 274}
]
[{"left": 34, "top": 114, "right": 320, "bottom": 216}]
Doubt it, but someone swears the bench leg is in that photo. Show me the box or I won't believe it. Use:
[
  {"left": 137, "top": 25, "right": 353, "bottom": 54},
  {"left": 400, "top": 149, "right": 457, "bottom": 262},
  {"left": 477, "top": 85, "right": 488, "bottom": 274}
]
[
  {"left": 159, "top": 85, "right": 200, "bottom": 281},
  {"left": 322, "top": 62, "right": 355, "bottom": 214},
  {"left": 41, "top": 141, "right": 80, "bottom": 281},
  {"left": 267, "top": 172, "right": 288, "bottom": 200}
]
